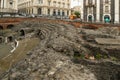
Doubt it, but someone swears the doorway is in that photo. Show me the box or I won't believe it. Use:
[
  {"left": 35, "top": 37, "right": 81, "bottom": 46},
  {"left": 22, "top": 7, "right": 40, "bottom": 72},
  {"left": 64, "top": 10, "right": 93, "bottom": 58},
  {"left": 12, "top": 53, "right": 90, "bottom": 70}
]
[
  {"left": 88, "top": 15, "right": 93, "bottom": 22},
  {"left": 104, "top": 15, "right": 110, "bottom": 23}
]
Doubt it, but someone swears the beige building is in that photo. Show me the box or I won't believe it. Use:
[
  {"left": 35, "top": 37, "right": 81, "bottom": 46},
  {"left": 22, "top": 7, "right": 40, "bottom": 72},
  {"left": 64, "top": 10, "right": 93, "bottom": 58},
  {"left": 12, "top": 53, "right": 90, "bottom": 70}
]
[
  {"left": 0, "top": 0, "right": 18, "bottom": 13},
  {"left": 72, "top": 6, "right": 81, "bottom": 12},
  {"left": 81, "top": 0, "right": 120, "bottom": 23},
  {"left": 72, "top": 6, "right": 81, "bottom": 15},
  {"left": 18, "top": 0, "right": 71, "bottom": 17}
]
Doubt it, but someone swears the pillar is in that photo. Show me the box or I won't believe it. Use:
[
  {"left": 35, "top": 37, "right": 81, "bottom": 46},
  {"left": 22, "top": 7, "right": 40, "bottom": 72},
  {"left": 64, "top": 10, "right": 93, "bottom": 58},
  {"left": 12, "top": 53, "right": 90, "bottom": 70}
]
[
  {"left": 96, "top": 0, "right": 100, "bottom": 22},
  {"left": 114, "top": 0, "right": 119, "bottom": 23},
  {"left": 81, "top": 0, "right": 84, "bottom": 20},
  {"left": 33, "top": 7, "right": 37, "bottom": 14},
  {"left": 1, "top": 0, "right": 3, "bottom": 8},
  {"left": 4, "top": 0, "right": 7, "bottom": 8},
  {"left": 50, "top": 8, "right": 53, "bottom": 16}
]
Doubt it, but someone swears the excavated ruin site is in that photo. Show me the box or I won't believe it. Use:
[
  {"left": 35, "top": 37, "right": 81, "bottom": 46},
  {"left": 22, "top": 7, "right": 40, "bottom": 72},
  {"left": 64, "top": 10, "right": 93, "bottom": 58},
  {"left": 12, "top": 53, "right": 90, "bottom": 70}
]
[{"left": 0, "top": 20, "right": 120, "bottom": 80}]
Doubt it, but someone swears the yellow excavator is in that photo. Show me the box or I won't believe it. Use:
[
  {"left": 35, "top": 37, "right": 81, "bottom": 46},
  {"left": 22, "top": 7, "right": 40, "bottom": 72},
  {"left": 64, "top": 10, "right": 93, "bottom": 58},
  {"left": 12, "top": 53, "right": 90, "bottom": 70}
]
[{"left": 69, "top": 14, "right": 77, "bottom": 20}]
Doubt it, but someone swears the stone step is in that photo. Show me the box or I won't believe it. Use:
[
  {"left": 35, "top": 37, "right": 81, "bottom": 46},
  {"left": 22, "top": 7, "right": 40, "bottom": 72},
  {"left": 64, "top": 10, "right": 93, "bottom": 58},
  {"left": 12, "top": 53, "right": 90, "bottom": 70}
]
[{"left": 95, "top": 38, "right": 120, "bottom": 45}]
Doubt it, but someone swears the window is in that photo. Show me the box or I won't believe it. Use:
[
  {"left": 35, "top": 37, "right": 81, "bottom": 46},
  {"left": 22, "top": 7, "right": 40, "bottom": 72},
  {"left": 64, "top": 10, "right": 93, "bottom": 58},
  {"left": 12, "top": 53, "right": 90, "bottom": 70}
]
[
  {"left": 105, "top": 0, "right": 109, "bottom": 3},
  {"left": 38, "top": 0, "right": 43, "bottom": 4},
  {"left": 89, "top": 0, "right": 92, "bottom": 4},
  {"left": 53, "top": 9, "right": 56, "bottom": 16},
  {"left": 105, "top": 6, "right": 109, "bottom": 13},
  {"left": 67, "top": 4, "right": 70, "bottom": 8},
  {"left": 48, "top": 9, "right": 50, "bottom": 15},
  {"left": 63, "top": 3, "right": 65, "bottom": 7},
  {"left": 38, "top": 8, "right": 42, "bottom": 14},
  {"left": 32, "top": 8, "right": 33, "bottom": 14},
  {"left": 48, "top": 1, "right": 50, "bottom": 6},
  {"left": 53, "top": 1, "right": 56, "bottom": 7},
  {"left": 58, "top": 10, "right": 60, "bottom": 16},
  {"left": 58, "top": 2, "right": 61, "bottom": 7},
  {"left": 67, "top": 10, "right": 69, "bottom": 16},
  {"left": 89, "top": 8, "right": 92, "bottom": 13},
  {"left": 62, "top": 10, "right": 65, "bottom": 16}
]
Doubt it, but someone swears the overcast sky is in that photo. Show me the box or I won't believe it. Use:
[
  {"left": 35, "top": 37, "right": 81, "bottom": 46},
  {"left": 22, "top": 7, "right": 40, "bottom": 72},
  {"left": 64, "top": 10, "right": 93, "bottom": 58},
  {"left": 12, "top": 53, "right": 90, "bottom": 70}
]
[{"left": 71, "top": 0, "right": 83, "bottom": 8}]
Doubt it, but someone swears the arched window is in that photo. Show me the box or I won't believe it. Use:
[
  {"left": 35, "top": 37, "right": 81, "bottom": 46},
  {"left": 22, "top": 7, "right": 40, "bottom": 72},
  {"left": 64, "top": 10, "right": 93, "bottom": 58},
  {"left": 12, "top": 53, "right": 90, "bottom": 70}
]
[
  {"left": 53, "top": 9, "right": 56, "bottom": 16},
  {"left": 67, "top": 10, "right": 69, "bottom": 16},
  {"left": 38, "top": 0, "right": 43, "bottom": 4},
  {"left": 62, "top": 11, "right": 65, "bottom": 16},
  {"left": 58, "top": 10, "right": 60, "bottom": 16},
  {"left": 104, "top": 15, "right": 110, "bottom": 23},
  {"left": 88, "top": 15, "right": 93, "bottom": 22},
  {"left": 38, "top": 8, "right": 42, "bottom": 14},
  {"left": 20, "top": 30, "right": 25, "bottom": 36},
  {"left": 48, "top": 9, "right": 50, "bottom": 15},
  {"left": 105, "top": 6, "right": 109, "bottom": 13},
  {"left": 89, "top": 0, "right": 92, "bottom": 4},
  {"left": 105, "top": 0, "right": 109, "bottom": 3},
  {"left": 7, "top": 36, "right": 13, "bottom": 42}
]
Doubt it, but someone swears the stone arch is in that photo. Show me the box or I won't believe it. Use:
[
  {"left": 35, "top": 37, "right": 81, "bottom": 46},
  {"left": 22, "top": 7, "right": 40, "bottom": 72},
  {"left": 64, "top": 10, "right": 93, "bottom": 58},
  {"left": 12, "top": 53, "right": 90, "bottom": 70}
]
[
  {"left": 104, "top": 15, "right": 110, "bottom": 23},
  {"left": 36, "top": 29, "right": 41, "bottom": 36},
  {"left": 7, "top": 36, "right": 13, "bottom": 42},
  {"left": 38, "top": 8, "right": 42, "bottom": 15},
  {"left": 0, "top": 25, "right": 3, "bottom": 30},
  {"left": 7, "top": 24, "right": 14, "bottom": 29},
  {"left": 0, "top": 36, "right": 3, "bottom": 43},
  {"left": 36, "top": 29, "right": 45, "bottom": 40},
  {"left": 53, "top": 9, "right": 56, "bottom": 16},
  {"left": 88, "top": 15, "right": 93, "bottom": 22},
  {"left": 20, "top": 29, "right": 25, "bottom": 36}
]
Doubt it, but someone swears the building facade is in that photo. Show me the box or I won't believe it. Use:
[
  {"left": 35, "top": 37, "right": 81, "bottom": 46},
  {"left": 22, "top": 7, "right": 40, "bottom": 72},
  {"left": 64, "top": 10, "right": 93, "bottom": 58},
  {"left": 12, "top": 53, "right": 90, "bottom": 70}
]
[
  {"left": 18, "top": 0, "right": 71, "bottom": 17},
  {"left": 0, "top": 0, "right": 18, "bottom": 13},
  {"left": 72, "top": 6, "right": 81, "bottom": 13},
  {"left": 81, "top": 0, "right": 120, "bottom": 23}
]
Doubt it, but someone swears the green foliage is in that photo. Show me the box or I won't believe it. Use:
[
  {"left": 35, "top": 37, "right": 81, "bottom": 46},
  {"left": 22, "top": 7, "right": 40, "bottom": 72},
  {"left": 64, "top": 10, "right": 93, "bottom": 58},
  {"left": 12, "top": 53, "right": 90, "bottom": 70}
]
[
  {"left": 110, "top": 57, "right": 118, "bottom": 61},
  {"left": 103, "top": 55, "right": 108, "bottom": 59},
  {"left": 95, "top": 53, "right": 102, "bottom": 59},
  {"left": 74, "top": 11, "right": 80, "bottom": 18},
  {"left": 74, "top": 52, "right": 85, "bottom": 59}
]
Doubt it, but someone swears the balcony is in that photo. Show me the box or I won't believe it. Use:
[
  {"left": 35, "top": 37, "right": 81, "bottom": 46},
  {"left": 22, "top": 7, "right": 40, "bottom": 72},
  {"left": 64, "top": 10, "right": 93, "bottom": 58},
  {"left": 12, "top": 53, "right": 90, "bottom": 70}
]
[{"left": 85, "top": 3, "right": 96, "bottom": 7}]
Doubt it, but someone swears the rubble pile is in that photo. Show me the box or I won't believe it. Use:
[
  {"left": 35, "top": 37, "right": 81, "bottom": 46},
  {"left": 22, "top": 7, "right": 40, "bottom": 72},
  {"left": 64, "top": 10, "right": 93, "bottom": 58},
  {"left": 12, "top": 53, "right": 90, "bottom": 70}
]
[{"left": 1, "top": 21, "right": 120, "bottom": 80}]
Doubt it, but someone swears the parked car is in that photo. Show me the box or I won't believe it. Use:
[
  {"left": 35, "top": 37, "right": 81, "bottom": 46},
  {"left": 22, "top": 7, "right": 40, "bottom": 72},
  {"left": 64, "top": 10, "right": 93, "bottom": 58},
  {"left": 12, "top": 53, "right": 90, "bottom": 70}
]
[
  {"left": 15, "top": 14, "right": 26, "bottom": 18},
  {"left": 27, "top": 14, "right": 37, "bottom": 18}
]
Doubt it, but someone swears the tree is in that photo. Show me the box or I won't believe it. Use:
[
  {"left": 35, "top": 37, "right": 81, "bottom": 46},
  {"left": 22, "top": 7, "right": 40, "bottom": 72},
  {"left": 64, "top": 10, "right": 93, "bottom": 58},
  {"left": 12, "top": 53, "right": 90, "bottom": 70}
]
[{"left": 74, "top": 11, "right": 80, "bottom": 18}]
